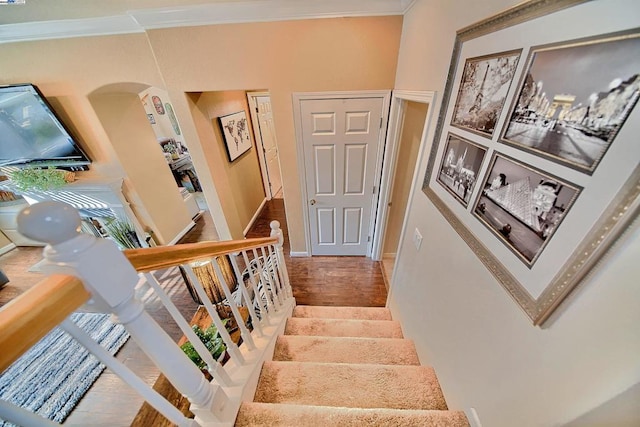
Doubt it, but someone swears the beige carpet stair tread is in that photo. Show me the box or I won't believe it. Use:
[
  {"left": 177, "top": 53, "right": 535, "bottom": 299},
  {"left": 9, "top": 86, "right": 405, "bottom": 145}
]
[
  {"left": 293, "top": 305, "right": 392, "bottom": 320},
  {"left": 236, "top": 403, "right": 470, "bottom": 426},
  {"left": 254, "top": 361, "right": 447, "bottom": 410},
  {"left": 284, "top": 317, "right": 403, "bottom": 338},
  {"left": 274, "top": 335, "right": 420, "bottom": 365}
]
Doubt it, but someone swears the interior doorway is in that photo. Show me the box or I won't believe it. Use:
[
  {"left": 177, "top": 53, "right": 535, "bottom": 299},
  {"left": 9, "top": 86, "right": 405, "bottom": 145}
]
[
  {"left": 139, "top": 87, "right": 207, "bottom": 219},
  {"left": 371, "top": 91, "right": 435, "bottom": 287},
  {"left": 380, "top": 101, "right": 428, "bottom": 280},
  {"left": 293, "top": 91, "right": 391, "bottom": 257},
  {"left": 247, "top": 92, "right": 283, "bottom": 200}
]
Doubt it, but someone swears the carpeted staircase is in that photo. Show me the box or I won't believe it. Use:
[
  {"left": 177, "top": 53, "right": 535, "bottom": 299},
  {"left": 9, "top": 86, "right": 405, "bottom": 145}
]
[{"left": 235, "top": 305, "right": 469, "bottom": 426}]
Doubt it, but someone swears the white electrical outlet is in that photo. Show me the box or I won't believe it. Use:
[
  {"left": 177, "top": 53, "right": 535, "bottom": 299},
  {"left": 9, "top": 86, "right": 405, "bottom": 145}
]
[{"left": 412, "top": 228, "right": 422, "bottom": 250}]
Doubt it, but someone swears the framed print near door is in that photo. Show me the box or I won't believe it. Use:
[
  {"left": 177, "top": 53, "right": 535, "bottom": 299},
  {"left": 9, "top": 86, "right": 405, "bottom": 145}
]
[
  {"left": 420, "top": 0, "right": 640, "bottom": 326},
  {"left": 219, "top": 111, "right": 252, "bottom": 162}
]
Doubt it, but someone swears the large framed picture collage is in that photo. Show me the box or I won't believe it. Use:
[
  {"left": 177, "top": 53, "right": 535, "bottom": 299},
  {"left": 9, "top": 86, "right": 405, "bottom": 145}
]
[{"left": 422, "top": 0, "right": 640, "bottom": 326}]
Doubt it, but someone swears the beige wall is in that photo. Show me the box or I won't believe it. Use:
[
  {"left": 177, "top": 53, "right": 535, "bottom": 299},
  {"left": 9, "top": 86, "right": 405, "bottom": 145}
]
[
  {"left": 390, "top": 1, "right": 640, "bottom": 426},
  {"left": 0, "top": 34, "right": 192, "bottom": 243},
  {"left": 194, "top": 91, "right": 265, "bottom": 239},
  {"left": 146, "top": 17, "right": 402, "bottom": 249},
  {"left": 383, "top": 100, "right": 427, "bottom": 255},
  {"left": 0, "top": 17, "right": 401, "bottom": 246}
]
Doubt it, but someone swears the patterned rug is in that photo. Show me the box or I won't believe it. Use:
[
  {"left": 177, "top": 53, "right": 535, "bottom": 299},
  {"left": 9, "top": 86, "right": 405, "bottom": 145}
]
[{"left": 0, "top": 312, "right": 130, "bottom": 426}]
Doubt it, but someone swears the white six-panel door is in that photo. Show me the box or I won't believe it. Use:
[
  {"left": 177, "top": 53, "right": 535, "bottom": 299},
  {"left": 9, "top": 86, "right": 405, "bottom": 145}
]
[
  {"left": 255, "top": 96, "right": 283, "bottom": 198},
  {"left": 300, "top": 97, "right": 385, "bottom": 255}
]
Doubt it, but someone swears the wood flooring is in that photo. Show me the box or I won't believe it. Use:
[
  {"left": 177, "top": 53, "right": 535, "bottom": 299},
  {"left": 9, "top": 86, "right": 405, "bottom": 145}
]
[{"left": 0, "top": 197, "right": 387, "bottom": 426}]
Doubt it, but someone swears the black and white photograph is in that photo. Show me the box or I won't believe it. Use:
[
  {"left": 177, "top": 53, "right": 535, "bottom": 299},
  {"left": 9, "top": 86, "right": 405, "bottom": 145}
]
[
  {"left": 219, "top": 110, "right": 252, "bottom": 162},
  {"left": 501, "top": 32, "right": 640, "bottom": 174},
  {"left": 437, "top": 133, "right": 487, "bottom": 206},
  {"left": 451, "top": 50, "right": 521, "bottom": 137},
  {"left": 473, "top": 154, "right": 581, "bottom": 267}
]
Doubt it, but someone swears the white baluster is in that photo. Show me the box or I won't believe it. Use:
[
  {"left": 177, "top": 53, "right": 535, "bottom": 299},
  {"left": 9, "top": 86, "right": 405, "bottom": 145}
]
[
  {"left": 60, "top": 318, "right": 198, "bottom": 427},
  {"left": 261, "top": 246, "right": 283, "bottom": 308},
  {"left": 182, "top": 264, "right": 245, "bottom": 365},
  {"left": 0, "top": 400, "right": 59, "bottom": 427},
  {"left": 228, "top": 254, "right": 263, "bottom": 336},
  {"left": 210, "top": 258, "right": 256, "bottom": 350},
  {"left": 142, "top": 272, "right": 234, "bottom": 386},
  {"left": 242, "top": 250, "right": 272, "bottom": 325},
  {"left": 270, "top": 220, "right": 292, "bottom": 298},
  {"left": 17, "top": 201, "right": 227, "bottom": 425}
]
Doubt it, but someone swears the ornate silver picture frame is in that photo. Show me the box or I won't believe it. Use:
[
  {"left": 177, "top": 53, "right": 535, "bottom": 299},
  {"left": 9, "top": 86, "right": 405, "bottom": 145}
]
[{"left": 421, "top": 0, "right": 640, "bottom": 326}]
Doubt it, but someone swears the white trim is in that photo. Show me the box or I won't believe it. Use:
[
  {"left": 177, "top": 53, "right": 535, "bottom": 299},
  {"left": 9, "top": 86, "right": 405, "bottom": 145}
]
[
  {"left": 0, "top": 0, "right": 406, "bottom": 44},
  {"left": 289, "top": 251, "right": 310, "bottom": 258},
  {"left": 247, "top": 92, "right": 274, "bottom": 200},
  {"left": 371, "top": 90, "right": 436, "bottom": 261},
  {"left": 466, "top": 408, "right": 483, "bottom": 427},
  {"left": 385, "top": 90, "right": 439, "bottom": 305},
  {"left": 0, "top": 242, "right": 15, "bottom": 256},
  {"left": 0, "top": 15, "right": 143, "bottom": 44},
  {"left": 292, "top": 90, "right": 391, "bottom": 258},
  {"left": 401, "top": 0, "right": 418, "bottom": 13},
  {"left": 167, "top": 221, "right": 196, "bottom": 246},
  {"left": 243, "top": 197, "right": 268, "bottom": 237}
]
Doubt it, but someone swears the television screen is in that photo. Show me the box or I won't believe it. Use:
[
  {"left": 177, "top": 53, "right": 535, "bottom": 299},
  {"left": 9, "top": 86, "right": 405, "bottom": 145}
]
[{"left": 0, "top": 83, "right": 91, "bottom": 170}]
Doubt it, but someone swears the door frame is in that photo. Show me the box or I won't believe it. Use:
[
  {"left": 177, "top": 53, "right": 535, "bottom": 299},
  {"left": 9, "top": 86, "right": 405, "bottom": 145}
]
[
  {"left": 247, "top": 91, "right": 279, "bottom": 200},
  {"left": 371, "top": 90, "right": 436, "bottom": 262},
  {"left": 293, "top": 90, "right": 391, "bottom": 257}
]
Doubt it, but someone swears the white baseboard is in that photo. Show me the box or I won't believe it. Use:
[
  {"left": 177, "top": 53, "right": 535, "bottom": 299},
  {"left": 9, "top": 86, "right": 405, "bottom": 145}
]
[
  {"left": 466, "top": 408, "right": 482, "bottom": 427},
  {"left": 168, "top": 221, "right": 196, "bottom": 246},
  {"left": 0, "top": 243, "right": 16, "bottom": 256},
  {"left": 243, "top": 197, "right": 268, "bottom": 237},
  {"left": 289, "top": 251, "right": 310, "bottom": 257}
]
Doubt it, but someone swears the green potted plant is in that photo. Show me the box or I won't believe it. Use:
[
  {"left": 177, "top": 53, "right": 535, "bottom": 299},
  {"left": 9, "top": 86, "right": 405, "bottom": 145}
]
[
  {"left": 9, "top": 167, "right": 75, "bottom": 192},
  {"left": 180, "top": 321, "right": 229, "bottom": 371},
  {"left": 103, "top": 218, "right": 142, "bottom": 249}
]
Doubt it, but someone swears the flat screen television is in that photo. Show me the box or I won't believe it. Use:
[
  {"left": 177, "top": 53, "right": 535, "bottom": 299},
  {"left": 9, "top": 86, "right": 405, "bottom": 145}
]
[{"left": 0, "top": 83, "right": 91, "bottom": 170}]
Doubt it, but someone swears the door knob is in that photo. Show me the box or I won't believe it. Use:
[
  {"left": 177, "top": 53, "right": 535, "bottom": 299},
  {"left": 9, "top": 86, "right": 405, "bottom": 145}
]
[{"left": 310, "top": 199, "right": 316, "bottom": 205}]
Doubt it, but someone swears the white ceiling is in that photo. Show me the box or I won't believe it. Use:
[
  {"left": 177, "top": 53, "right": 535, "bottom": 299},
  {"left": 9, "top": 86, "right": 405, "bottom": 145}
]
[{"left": 0, "top": 0, "right": 414, "bottom": 43}]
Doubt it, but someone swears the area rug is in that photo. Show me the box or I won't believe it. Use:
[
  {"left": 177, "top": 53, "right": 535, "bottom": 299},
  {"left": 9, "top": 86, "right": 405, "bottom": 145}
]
[{"left": 0, "top": 312, "right": 130, "bottom": 426}]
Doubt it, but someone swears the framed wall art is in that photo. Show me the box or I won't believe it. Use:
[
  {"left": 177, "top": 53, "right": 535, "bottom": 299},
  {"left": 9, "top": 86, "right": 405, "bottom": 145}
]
[
  {"left": 436, "top": 133, "right": 487, "bottom": 207},
  {"left": 501, "top": 33, "right": 640, "bottom": 174},
  {"left": 451, "top": 49, "right": 521, "bottom": 138},
  {"left": 219, "top": 111, "right": 252, "bottom": 162},
  {"left": 421, "top": 0, "right": 640, "bottom": 326}
]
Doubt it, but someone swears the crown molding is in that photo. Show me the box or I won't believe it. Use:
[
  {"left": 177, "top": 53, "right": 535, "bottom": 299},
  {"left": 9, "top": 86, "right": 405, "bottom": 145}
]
[
  {"left": 0, "top": 15, "right": 143, "bottom": 44},
  {"left": 0, "top": 0, "right": 407, "bottom": 43}
]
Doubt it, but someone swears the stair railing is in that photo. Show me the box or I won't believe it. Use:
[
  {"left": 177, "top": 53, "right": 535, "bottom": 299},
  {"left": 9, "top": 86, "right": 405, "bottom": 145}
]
[{"left": 1, "top": 200, "right": 295, "bottom": 426}]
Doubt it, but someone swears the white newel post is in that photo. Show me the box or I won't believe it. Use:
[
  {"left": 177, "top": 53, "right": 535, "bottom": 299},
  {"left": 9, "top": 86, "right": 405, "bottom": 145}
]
[
  {"left": 270, "top": 220, "right": 292, "bottom": 298},
  {"left": 16, "top": 201, "right": 227, "bottom": 425}
]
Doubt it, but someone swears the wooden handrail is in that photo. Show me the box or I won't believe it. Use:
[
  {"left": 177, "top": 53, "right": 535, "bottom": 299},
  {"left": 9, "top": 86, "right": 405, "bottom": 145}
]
[
  {"left": 0, "top": 275, "right": 90, "bottom": 373},
  {"left": 123, "top": 236, "right": 278, "bottom": 272}
]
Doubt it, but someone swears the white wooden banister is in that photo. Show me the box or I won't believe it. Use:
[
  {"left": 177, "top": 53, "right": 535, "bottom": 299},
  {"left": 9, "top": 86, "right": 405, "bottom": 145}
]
[
  {"left": 16, "top": 201, "right": 229, "bottom": 424},
  {"left": 13, "top": 201, "right": 295, "bottom": 426}
]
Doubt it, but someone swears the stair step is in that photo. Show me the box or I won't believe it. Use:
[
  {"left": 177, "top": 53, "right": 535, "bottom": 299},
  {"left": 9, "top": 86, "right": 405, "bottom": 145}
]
[
  {"left": 293, "top": 305, "right": 392, "bottom": 320},
  {"left": 274, "top": 335, "right": 420, "bottom": 365},
  {"left": 284, "top": 317, "right": 403, "bottom": 338},
  {"left": 254, "top": 361, "right": 448, "bottom": 410},
  {"left": 236, "top": 402, "right": 470, "bottom": 426}
]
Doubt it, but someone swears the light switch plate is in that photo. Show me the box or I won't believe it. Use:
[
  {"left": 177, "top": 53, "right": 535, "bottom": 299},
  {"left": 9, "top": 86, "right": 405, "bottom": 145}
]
[{"left": 412, "top": 228, "right": 422, "bottom": 250}]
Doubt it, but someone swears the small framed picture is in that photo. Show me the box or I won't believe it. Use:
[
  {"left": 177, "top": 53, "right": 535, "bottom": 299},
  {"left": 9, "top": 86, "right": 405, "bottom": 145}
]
[
  {"left": 451, "top": 49, "right": 521, "bottom": 138},
  {"left": 473, "top": 153, "right": 581, "bottom": 267},
  {"left": 147, "top": 114, "right": 155, "bottom": 124},
  {"left": 219, "top": 111, "right": 252, "bottom": 162},
  {"left": 436, "top": 133, "right": 487, "bottom": 207}
]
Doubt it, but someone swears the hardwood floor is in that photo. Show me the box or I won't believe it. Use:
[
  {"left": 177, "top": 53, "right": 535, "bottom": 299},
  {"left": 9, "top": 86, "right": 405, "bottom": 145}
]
[
  {"left": 246, "top": 198, "right": 387, "bottom": 307},
  {"left": 0, "top": 198, "right": 387, "bottom": 426}
]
